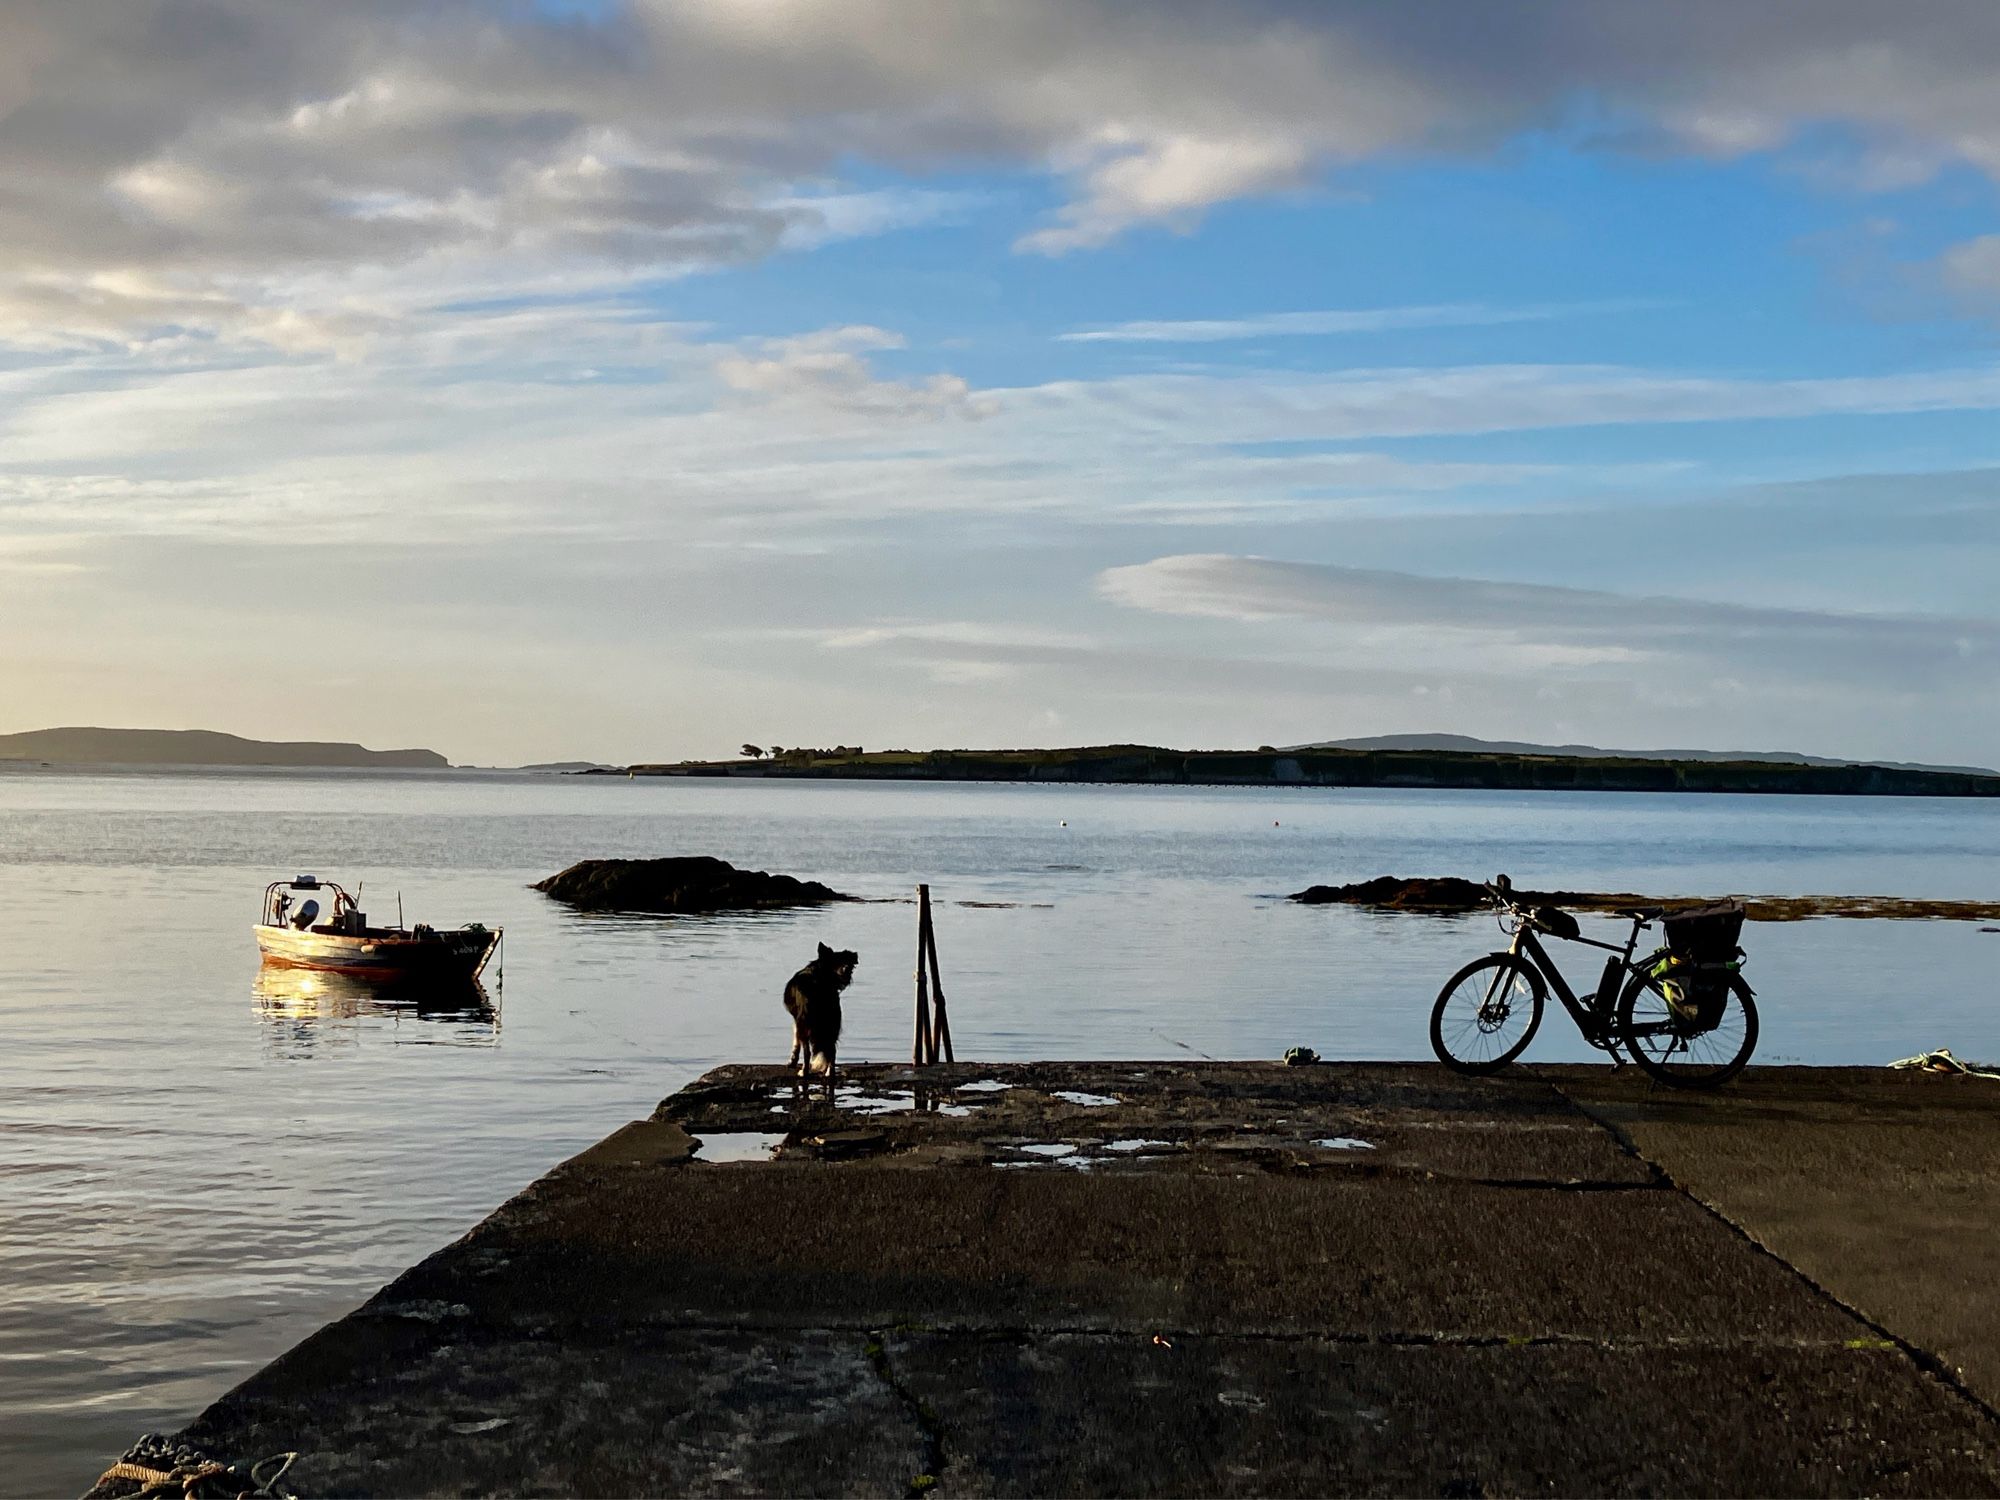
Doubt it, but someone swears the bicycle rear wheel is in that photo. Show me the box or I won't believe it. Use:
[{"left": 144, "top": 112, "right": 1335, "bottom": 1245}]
[
  {"left": 1430, "top": 955, "right": 1544, "bottom": 1075},
  {"left": 1617, "top": 972, "right": 1758, "bottom": 1089}
]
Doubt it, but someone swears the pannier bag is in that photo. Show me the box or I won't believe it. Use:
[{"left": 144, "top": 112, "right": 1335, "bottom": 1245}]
[
  {"left": 1647, "top": 951, "right": 1740, "bottom": 1029},
  {"left": 1650, "top": 900, "right": 1746, "bottom": 1030},
  {"left": 1648, "top": 900, "right": 1744, "bottom": 1032}
]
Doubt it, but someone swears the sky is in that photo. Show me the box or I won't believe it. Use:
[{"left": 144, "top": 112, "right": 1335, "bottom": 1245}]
[{"left": 2, "top": 2, "right": 1999, "bottom": 767}]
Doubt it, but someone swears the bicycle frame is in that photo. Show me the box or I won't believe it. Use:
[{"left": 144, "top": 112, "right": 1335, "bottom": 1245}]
[{"left": 1507, "top": 915, "right": 1650, "bottom": 1049}]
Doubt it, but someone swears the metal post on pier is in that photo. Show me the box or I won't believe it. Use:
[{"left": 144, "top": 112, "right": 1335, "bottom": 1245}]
[
  {"left": 913, "top": 883, "right": 934, "bottom": 1065},
  {"left": 912, "top": 884, "right": 955, "bottom": 1066}
]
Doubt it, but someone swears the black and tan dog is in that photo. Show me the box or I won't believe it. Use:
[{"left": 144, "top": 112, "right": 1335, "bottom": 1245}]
[{"left": 784, "top": 942, "right": 857, "bottom": 1082}]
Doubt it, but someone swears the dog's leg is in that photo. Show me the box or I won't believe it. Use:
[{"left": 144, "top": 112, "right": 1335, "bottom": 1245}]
[{"left": 787, "top": 1022, "right": 802, "bottom": 1072}]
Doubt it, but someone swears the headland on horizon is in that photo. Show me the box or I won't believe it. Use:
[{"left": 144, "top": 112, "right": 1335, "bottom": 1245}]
[{"left": 0, "top": 727, "right": 448, "bottom": 770}]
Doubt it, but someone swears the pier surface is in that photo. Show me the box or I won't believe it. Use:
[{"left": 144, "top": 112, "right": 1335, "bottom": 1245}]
[{"left": 121, "top": 1063, "right": 2000, "bottom": 1497}]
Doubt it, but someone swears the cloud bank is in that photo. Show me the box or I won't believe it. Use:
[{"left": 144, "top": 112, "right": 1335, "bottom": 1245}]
[
  {"left": 1098, "top": 553, "right": 2000, "bottom": 688},
  {"left": 7, "top": 1, "right": 2000, "bottom": 342}
]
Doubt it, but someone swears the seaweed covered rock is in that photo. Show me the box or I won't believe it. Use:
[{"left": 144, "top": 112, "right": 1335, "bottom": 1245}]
[
  {"left": 533, "top": 856, "right": 853, "bottom": 914},
  {"left": 1289, "top": 875, "right": 1612, "bottom": 912},
  {"left": 1290, "top": 875, "right": 2000, "bottom": 922}
]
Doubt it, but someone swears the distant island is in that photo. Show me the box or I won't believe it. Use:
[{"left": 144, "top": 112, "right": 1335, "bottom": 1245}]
[
  {"left": 1294, "top": 733, "right": 1996, "bottom": 779},
  {"left": 0, "top": 727, "right": 448, "bottom": 769},
  {"left": 624, "top": 741, "right": 2000, "bottom": 798}
]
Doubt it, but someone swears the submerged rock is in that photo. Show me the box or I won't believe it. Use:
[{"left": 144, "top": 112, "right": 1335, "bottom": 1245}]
[
  {"left": 1288, "top": 876, "right": 2000, "bottom": 923},
  {"left": 533, "top": 856, "right": 853, "bottom": 914}
]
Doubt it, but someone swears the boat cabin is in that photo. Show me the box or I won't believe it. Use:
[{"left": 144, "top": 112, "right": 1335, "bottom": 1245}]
[{"left": 261, "top": 875, "right": 380, "bottom": 937}]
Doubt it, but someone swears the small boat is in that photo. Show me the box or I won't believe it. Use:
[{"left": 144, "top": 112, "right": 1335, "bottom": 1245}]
[{"left": 255, "top": 875, "right": 500, "bottom": 981}]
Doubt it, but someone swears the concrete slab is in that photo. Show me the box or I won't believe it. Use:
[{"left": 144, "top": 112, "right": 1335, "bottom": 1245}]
[
  {"left": 186, "top": 1326, "right": 922, "bottom": 1497},
  {"left": 666, "top": 1060, "right": 1654, "bottom": 1186},
  {"left": 1549, "top": 1064, "right": 2000, "bottom": 1414},
  {"left": 887, "top": 1333, "right": 2000, "bottom": 1498},
  {"left": 95, "top": 1063, "right": 2000, "bottom": 1498},
  {"left": 448, "top": 1165, "right": 1858, "bottom": 1343}
]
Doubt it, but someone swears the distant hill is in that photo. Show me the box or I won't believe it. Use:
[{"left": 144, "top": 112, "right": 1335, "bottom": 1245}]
[
  {"left": 0, "top": 727, "right": 449, "bottom": 769},
  {"left": 1289, "top": 733, "right": 1996, "bottom": 779}
]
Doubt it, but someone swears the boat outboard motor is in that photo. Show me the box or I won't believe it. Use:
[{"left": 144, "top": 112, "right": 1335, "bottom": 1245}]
[{"left": 291, "top": 898, "right": 320, "bottom": 931}]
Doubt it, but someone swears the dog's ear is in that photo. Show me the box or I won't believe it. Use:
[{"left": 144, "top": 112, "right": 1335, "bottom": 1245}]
[{"left": 818, "top": 942, "right": 833, "bottom": 959}]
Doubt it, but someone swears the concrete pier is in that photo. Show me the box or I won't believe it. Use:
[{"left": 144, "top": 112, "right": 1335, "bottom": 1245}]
[{"left": 107, "top": 1063, "right": 2000, "bottom": 1496}]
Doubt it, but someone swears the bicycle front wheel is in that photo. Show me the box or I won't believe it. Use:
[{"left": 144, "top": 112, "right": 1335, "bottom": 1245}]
[
  {"left": 1430, "top": 955, "right": 1544, "bottom": 1075},
  {"left": 1617, "top": 972, "right": 1758, "bottom": 1089}
]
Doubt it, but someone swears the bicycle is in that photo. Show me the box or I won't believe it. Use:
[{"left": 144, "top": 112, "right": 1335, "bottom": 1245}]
[{"left": 1428, "top": 874, "right": 1759, "bottom": 1089}]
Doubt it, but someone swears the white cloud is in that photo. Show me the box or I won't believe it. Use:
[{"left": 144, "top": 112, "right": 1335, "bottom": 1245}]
[
  {"left": 1017, "top": 131, "right": 1313, "bottom": 253},
  {"left": 1059, "top": 302, "right": 1628, "bottom": 344},
  {"left": 10, "top": 291, "right": 2000, "bottom": 559},
  {"left": 714, "top": 326, "right": 996, "bottom": 420},
  {"left": 1941, "top": 235, "right": 2000, "bottom": 302},
  {"left": 1096, "top": 553, "right": 2000, "bottom": 687},
  {"left": 1001, "top": 362, "right": 2000, "bottom": 445},
  {"left": 815, "top": 621, "right": 1091, "bottom": 652}
]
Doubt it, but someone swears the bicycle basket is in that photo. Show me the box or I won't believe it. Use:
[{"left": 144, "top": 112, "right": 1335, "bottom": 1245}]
[{"left": 1662, "top": 900, "right": 1745, "bottom": 962}]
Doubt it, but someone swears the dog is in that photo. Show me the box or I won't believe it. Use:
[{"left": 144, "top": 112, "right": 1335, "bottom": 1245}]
[{"left": 784, "top": 942, "right": 857, "bottom": 1082}]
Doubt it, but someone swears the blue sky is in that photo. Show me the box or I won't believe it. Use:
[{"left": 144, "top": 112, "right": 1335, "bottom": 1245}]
[{"left": 2, "top": 2, "right": 1998, "bottom": 764}]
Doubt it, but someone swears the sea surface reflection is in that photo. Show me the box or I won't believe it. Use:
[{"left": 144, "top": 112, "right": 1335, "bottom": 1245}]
[
  {"left": 250, "top": 967, "right": 500, "bottom": 1056},
  {"left": 1, "top": 767, "right": 1996, "bottom": 1495}
]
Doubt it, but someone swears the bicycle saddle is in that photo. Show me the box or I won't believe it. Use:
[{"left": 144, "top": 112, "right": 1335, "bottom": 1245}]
[{"left": 1615, "top": 905, "right": 1665, "bottom": 921}]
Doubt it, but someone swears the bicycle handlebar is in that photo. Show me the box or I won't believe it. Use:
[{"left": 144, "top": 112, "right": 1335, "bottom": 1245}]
[{"left": 1486, "top": 877, "right": 1657, "bottom": 935}]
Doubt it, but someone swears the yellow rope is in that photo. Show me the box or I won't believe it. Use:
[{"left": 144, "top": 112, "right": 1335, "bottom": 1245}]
[
  {"left": 94, "top": 1464, "right": 174, "bottom": 1486},
  {"left": 91, "top": 1453, "right": 292, "bottom": 1499}
]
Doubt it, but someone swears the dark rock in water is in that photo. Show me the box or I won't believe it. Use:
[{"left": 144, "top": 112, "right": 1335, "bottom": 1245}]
[
  {"left": 533, "top": 856, "right": 853, "bottom": 914},
  {"left": 1289, "top": 875, "right": 1613, "bottom": 913}
]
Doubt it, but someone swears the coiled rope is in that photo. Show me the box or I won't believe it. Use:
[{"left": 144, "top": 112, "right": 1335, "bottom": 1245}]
[{"left": 87, "top": 1439, "right": 297, "bottom": 1500}]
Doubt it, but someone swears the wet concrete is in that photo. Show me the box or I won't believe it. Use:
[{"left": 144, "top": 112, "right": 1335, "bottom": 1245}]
[{"left": 105, "top": 1062, "right": 2000, "bottom": 1497}]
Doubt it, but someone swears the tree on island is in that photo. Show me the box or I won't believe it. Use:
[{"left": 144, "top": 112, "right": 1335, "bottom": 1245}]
[{"left": 741, "top": 744, "right": 765, "bottom": 759}]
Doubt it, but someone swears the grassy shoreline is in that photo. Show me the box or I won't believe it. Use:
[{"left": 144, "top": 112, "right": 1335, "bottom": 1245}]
[{"left": 620, "top": 744, "right": 2000, "bottom": 798}]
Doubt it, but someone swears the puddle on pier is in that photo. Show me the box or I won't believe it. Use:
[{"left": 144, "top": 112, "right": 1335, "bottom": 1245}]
[
  {"left": 1314, "top": 1137, "right": 1376, "bottom": 1151},
  {"left": 1051, "top": 1090, "right": 1118, "bottom": 1107},
  {"left": 996, "top": 1138, "right": 1184, "bottom": 1171},
  {"left": 997, "top": 1146, "right": 1097, "bottom": 1171},
  {"left": 761, "top": 1085, "right": 983, "bottom": 1118},
  {"left": 693, "top": 1131, "right": 788, "bottom": 1163},
  {"left": 833, "top": 1087, "right": 976, "bottom": 1117}
]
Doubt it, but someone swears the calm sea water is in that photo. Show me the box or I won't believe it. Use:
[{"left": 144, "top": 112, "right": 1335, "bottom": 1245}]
[{"left": 2, "top": 767, "right": 1996, "bottom": 1493}]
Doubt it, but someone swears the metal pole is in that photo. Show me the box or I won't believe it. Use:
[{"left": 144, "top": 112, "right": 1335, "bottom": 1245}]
[
  {"left": 913, "top": 883, "right": 934, "bottom": 1065},
  {"left": 925, "top": 903, "right": 953, "bottom": 1064}
]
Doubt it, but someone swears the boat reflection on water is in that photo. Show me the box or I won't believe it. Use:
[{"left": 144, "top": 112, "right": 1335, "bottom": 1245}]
[{"left": 252, "top": 964, "right": 500, "bottom": 1054}]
